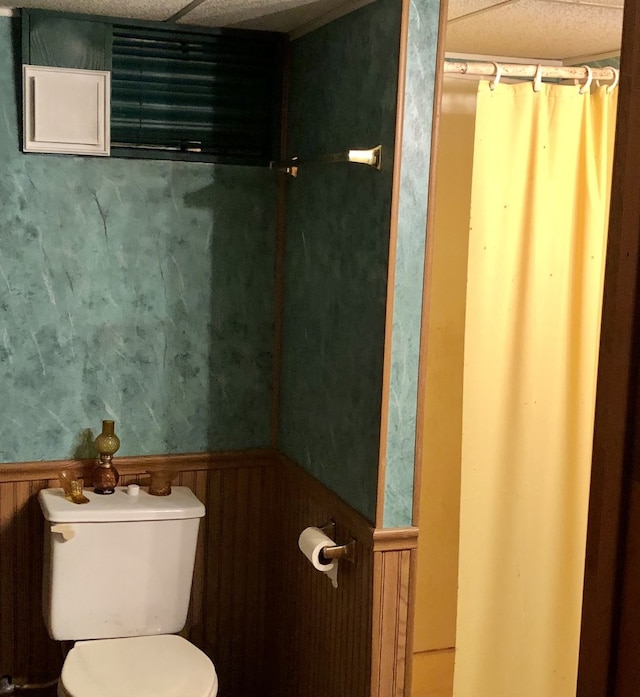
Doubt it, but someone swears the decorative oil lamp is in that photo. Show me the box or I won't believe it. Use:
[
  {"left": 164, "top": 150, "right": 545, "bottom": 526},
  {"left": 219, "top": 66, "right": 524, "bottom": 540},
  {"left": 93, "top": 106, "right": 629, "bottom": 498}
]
[{"left": 92, "top": 419, "right": 121, "bottom": 494}]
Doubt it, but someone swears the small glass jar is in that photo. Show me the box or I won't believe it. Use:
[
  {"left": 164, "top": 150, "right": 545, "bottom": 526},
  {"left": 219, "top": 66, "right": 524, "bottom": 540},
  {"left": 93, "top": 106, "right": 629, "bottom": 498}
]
[{"left": 148, "top": 470, "right": 177, "bottom": 496}]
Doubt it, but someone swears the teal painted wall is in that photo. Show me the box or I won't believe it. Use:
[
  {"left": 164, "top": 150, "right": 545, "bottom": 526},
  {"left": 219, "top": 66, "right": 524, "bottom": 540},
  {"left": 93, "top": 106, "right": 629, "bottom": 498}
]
[
  {"left": 1, "top": 0, "right": 442, "bottom": 529},
  {"left": 383, "top": 0, "right": 441, "bottom": 527},
  {"left": 0, "top": 16, "right": 276, "bottom": 462},
  {"left": 278, "top": 0, "right": 402, "bottom": 524}
]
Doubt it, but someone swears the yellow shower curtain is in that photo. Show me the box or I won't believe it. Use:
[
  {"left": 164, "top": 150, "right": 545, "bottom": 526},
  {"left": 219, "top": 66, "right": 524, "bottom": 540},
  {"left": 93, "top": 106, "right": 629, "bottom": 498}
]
[{"left": 453, "top": 81, "right": 617, "bottom": 697}]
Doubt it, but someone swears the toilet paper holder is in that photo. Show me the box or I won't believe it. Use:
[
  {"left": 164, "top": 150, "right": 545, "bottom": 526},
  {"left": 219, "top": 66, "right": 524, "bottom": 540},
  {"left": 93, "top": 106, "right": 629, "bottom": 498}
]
[{"left": 318, "top": 520, "right": 356, "bottom": 563}]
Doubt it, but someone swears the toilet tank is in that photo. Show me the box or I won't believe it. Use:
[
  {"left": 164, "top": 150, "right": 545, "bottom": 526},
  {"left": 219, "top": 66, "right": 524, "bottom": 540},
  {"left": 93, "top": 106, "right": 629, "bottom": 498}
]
[{"left": 38, "top": 485, "right": 205, "bottom": 641}]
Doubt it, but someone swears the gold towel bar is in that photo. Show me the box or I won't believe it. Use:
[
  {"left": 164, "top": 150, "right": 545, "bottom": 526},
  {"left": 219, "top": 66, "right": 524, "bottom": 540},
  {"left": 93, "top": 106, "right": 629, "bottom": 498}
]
[{"left": 270, "top": 145, "right": 382, "bottom": 177}]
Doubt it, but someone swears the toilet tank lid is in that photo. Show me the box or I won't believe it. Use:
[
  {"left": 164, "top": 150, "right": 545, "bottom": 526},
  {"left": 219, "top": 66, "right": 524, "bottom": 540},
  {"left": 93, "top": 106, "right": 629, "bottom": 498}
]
[{"left": 39, "top": 486, "right": 205, "bottom": 523}]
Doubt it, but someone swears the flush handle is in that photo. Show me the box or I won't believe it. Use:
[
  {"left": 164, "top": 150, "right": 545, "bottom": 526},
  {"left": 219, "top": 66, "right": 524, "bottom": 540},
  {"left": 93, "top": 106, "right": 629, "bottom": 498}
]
[{"left": 51, "top": 524, "right": 75, "bottom": 541}]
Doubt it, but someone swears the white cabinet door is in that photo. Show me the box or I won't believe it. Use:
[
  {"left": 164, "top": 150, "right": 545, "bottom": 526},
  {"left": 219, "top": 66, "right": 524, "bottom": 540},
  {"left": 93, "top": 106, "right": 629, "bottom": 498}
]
[{"left": 23, "top": 65, "right": 110, "bottom": 156}]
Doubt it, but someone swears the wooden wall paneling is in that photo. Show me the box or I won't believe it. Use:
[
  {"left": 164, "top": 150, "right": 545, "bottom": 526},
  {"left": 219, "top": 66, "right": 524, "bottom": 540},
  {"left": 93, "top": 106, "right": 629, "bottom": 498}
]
[
  {"left": 0, "top": 481, "right": 16, "bottom": 676},
  {"left": 269, "top": 455, "right": 375, "bottom": 697},
  {"left": 18, "top": 480, "right": 46, "bottom": 679},
  {"left": 270, "top": 456, "right": 420, "bottom": 697},
  {"left": 197, "top": 463, "right": 272, "bottom": 697},
  {"left": 371, "top": 542, "right": 416, "bottom": 697},
  {"left": 614, "top": 483, "right": 640, "bottom": 695},
  {"left": 0, "top": 479, "right": 61, "bottom": 683},
  {"left": 177, "top": 468, "right": 208, "bottom": 649},
  {"left": 202, "top": 465, "right": 222, "bottom": 665},
  {"left": 0, "top": 449, "right": 274, "bottom": 483}
]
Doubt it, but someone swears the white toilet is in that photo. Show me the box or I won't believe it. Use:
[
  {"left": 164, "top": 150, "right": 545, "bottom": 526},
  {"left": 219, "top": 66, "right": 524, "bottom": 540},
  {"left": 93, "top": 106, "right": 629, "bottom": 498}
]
[{"left": 39, "top": 484, "right": 218, "bottom": 697}]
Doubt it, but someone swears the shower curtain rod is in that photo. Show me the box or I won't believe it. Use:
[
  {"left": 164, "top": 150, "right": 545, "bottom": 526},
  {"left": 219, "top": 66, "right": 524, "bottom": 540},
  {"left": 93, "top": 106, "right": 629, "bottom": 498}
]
[{"left": 444, "top": 60, "right": 619, "bottom": 83}]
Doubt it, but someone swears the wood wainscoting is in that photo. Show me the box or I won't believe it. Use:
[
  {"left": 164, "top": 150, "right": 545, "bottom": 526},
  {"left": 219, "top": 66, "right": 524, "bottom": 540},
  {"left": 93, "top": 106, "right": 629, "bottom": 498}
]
[
  {"left": 0, "top": 452, "right": 416, "bottom": 697},
  {"left": 272, "top": 455, "right": 418, "bottom": 697},
  {"left": 268, "top": 455, "right": 375, "bottom": 697},
  {"left": 372, "top": 529, "right": 419, "bottom": 697}
]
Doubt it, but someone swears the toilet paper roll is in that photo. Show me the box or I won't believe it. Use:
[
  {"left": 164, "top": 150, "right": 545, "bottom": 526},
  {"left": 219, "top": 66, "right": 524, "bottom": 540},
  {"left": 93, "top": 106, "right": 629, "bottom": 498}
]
[{"left": 298, "top": 526, "right": 339, "bottom": 588}]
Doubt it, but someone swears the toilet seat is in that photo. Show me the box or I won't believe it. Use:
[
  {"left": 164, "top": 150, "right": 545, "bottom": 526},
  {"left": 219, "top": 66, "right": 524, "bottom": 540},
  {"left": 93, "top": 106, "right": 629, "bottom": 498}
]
[{"left": 58, "top": 635, "right": 218, "bottom": 697}]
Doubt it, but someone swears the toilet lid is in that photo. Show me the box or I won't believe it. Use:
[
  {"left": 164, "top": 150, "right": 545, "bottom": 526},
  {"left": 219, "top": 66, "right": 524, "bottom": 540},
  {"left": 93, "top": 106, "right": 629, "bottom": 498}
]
[{"left": 60, "top": 635, "right": 218, "bottom": 697}]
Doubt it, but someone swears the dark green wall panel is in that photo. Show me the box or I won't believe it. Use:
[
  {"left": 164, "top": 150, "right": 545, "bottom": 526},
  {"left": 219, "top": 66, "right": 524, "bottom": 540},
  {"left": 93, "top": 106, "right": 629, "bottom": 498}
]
[{"left": 278, "top": 0, "right": 402, "bottom": 524}]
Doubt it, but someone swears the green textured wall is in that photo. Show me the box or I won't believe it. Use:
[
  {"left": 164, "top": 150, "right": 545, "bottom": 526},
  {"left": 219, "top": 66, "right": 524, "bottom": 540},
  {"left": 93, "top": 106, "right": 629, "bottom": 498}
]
[
  {"left": 382, "top": 0, "right": 441, "bottom": 527},
  {"left": 278, "top": 0, "right": 401, "bottom": 524},
  {"left": 0, "top": 16, "right": 276, "bottom": 462},
  {"left": 279, "top": 0, "right": 441, "bottom": 526}
]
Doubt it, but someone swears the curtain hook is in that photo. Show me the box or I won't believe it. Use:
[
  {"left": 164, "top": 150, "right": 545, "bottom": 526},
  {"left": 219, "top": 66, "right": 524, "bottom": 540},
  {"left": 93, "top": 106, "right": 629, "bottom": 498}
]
[
  {"left": 533, "top": 64, "right": 543, "bottom": 93},
  {"left": 579, "top": 65, "right": 593, "bottom": 94},
  {"left": 606, "top": 67, "right": 620, "bottom": 94},
  {"left": 489, "top": 62, "right": 502, "bottom": 91}
]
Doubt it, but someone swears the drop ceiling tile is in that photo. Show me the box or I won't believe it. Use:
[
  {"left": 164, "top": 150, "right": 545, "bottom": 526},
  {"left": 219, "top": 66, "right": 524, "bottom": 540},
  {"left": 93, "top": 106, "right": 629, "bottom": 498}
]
[
  {"left": 0, "top": 0, "right": 376, "bottom": 34},
  {"left": 228, "top": 0, "right": 358, "bottom": 32},
  {"left": 0, "top": 0, "right": 189, "bottom": 21},
  {"left": 181, "top": 0, "right": 368, "bottom": 31},
  {"left": 548, "top": 0, "right": 623, "bottom": 7},
  {"left": 446, "top": 0, "right": 622, "bottom": 60},
  {"left": 177, "top": 0, "right": 321, "bottom": 27},
  {"left": 448, "top": 0, "right": 518, "bottom": 21}
]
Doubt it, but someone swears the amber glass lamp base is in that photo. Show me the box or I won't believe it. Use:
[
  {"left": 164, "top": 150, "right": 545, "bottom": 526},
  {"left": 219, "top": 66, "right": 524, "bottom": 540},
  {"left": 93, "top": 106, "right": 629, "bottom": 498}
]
[
  {"left": 92, "top": 420, "right": 121, "bottom": 495},
  {"left": 92, "top": 459, "right": 119, "bottom": 495}
]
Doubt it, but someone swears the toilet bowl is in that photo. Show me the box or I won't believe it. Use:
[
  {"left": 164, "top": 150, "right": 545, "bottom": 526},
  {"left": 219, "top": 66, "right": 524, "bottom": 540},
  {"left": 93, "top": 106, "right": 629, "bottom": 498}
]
[
  {"left": 56, "top": 635, "right": 217, "bottom": 697},
  {"left": 38, "top": 486, "right": 217, "bottom": 697}
]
